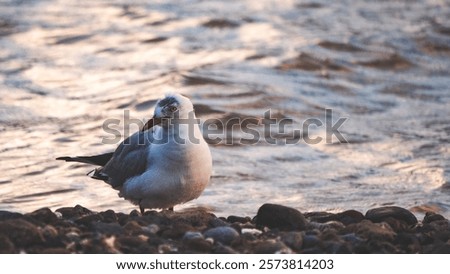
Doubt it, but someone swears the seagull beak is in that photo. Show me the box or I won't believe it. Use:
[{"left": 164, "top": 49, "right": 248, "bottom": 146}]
[{"left": 141, "top": 117, "right": 162, "bottom": 132}]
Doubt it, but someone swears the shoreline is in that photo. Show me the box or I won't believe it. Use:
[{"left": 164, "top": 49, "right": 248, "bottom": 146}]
[{"left": 0, "top": 203, "right": 449, "bottom": 254}]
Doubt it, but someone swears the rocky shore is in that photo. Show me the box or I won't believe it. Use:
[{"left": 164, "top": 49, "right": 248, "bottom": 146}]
[{"left": 0, "top": 203, "right": 449, "bottom": 254}]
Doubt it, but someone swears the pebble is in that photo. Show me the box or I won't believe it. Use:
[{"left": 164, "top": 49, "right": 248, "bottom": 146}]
[
  {"left": 40, "top": 225, "right": 62, "bottom": 247},
  {"left": 26, "top": 207, "right": 58, "bottom": 225},
  {"left": 0, "top": 204, "right": 448, "bottom": 254},
  {"left": 304, "top": 212, "right": 336, "bottom": 223},
  {"left": 0, "top": 235, "right": 15, "bottom": 253},
  {"left": 255, "top": 203, "right": 307, "bottom": 231},
  {"left": 93, "top": 222, "right": 124, "bottom": 235},
  {"left": 0, "top": 211, "right": 23, "bottom": 221},
  {"left": 213, "top": 244, "right": 238, "bottom": 254},
  {"left": 423, "top": 212, "right": 446, "bottom": 224},
  {"left": 336, "top": 210, "right": 365, "bottom": 225},
  {"left": 365, "top": 206, "right": 418, "bottom": 225},
  {"left": 123, "top": 221, "right": 143, "bottom": 235},
  {"left": 209, "top": 217, "right": 229, "bottom": 228},
  {"left": 252, "top": 239, "right": 292, "bottom": 254},
  {"left": 323, "top": 241, "right": 351, "bottom": 253},
  {"left": 56, "top": 205, "right": 92, "bottom": 219},
  {"left": 183, "top": 232, "right": 211, "bottom": 252},
  {"left": 350, "top": 220, "right": 397, "bottom": 241},
  {"left": 162, "top": 222, "right": 195, "bottom": 239},
  {"left": 183, "top": 231, "right": 203, "bottom": 240},
  {"left": 143, "top": 224, "right": 160, "bottom": 234},
  {"left": 204, "top": 226, "right": 240, "bottom": 245},
  {"left": 75, "top": 214, "right": 104, "bottom": 226},
  {"left": 227, "top": 216, "right": 251, "bottom": 224},
  {"left": 309, "top": 220, "right": 345, "bottom": 231},
  {"left": 241, "top": 228, "right": 262, "bottom": 235},
  {"left": 116, "top": 236, "right": 156, "bottom": 253},
  {"left": 281, "top": 231, "right": 303, "bottom": 251},
  {"left": 99, "top": 210, "right": 118, "bottom": 223},
  {"left": 0, "top": 219, "right": 44, "bottom": 247},
  {"left": 341, "top": 233, "right": 364, "bottom": 246},
  {"left": 65, "top": 231, "right": 80, "bottom": 242},
  {"left": 302, "top": 234, "right": 321, "bottom": 249}
]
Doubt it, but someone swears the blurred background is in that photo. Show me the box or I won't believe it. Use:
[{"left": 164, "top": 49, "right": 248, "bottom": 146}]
[{"left": 0, "top": 0, "right": 449, "bottom": 218}]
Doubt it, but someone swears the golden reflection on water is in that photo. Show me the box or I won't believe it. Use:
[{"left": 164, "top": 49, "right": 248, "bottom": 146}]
[{"left": 0, "top": 0, "right": 449, "bottom": 217}]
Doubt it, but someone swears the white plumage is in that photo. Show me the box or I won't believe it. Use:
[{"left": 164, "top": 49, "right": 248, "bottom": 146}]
[{"left": 57, "top": 93, "right": 212, "bottom": 213}]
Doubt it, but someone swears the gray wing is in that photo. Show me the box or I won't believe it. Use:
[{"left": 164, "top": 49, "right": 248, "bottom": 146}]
[{"left": 100, "top": 131, "right": 153, "bottom": 189}]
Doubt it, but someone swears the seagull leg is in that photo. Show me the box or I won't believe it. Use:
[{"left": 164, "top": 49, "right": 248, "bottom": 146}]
[{"left": 139, "top": 200, "right": 145, "bottom": 215}]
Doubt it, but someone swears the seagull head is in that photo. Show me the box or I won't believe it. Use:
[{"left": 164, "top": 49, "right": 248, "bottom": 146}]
[{"left": 141, "top": 93, "right": 195, "bottom": 131}]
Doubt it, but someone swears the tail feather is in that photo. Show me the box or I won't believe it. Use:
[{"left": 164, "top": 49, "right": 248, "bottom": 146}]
[{"left": 56, "top": 152, "right": 114, "bottom": 166}]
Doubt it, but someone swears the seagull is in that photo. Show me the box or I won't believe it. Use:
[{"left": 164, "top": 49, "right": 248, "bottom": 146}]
[{"left": 57, "top": 93, "right": 212, "bottom": 213}]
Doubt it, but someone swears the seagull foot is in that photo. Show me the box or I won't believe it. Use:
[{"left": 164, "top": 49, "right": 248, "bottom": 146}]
[{"left": 139, "top": 201, "right": 145, "bottom": 215}]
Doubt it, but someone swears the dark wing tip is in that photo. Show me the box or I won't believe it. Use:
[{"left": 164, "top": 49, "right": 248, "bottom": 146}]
[
  {"left": 55, "top": 152, "right": 114, "bottom": 166},
  {"left": 56, "top": 156, "right": 72, "bottom": 161}
]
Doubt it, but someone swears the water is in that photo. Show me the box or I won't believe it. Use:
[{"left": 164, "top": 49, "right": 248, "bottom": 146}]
[{"left": 1, "top": 0, "right": 449, "bottom": 218}]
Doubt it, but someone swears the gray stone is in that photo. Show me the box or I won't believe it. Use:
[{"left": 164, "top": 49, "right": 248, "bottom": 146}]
[
  {"left": 252, "top": 240, "right": 292, "bottom": 254},
  {"left": 209, "top": 218, "right": 229, "bottom": 228},
  {"left": 93, "top": 222, "right": 124, "bottom": 235},
  {"left": 255, "top": 203, "right": 307, "bottom": 231},
  {"left": 0, "top": 211, "right": 23, "bottom": 222},
  {"left": 0, "top": 219, "right": 44, "bottom": 247},
  {"left": 183, "top": 231, "right": 204, "bottom": 241},
  {"left": 281, "top": 231, "right": 303, "bottom": 250},
  {"left": 204, "top": 226, "right": 239, "bottom": 245},
  {"left": 423, "top": 212, "right": 445, "bottom": 224},
  {"left": 365, "top": 206, "right": 418, "bottom": 225},
  {"left": 227, "top": 216, "right": 251, "bottom": 224},
  {"left": 26, "top": 207, "right": 58, "bottom": 224}
]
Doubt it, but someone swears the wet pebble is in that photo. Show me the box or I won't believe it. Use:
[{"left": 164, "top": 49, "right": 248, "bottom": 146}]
[
  {"left": 423, "top": 212, "right": 446, "bottom": 224},
  {"left": 213, "top": 244, "right": 238, "bottom": 254},
  {"left": 204, "top": 226, "right": 240, "bottom": 245},
  {"left": 309, "top": 220, "right": 345, "bottom": 231},
  {"left": 348, "top": 220, "right": 397, "bottom": 241},
  {"left": 366, "top": 206, "right": 418, "bottom": 225},
  {"left": 227, "top": 215, "right": 251, "bottom": 224},
  {"left": 241, "top": 228, "right": 262, "bottom": 235},
  {"left": 281, "top": 231, "right": 303, "bottom": 251},
  {"left": 75, "top": 214, "right": 103, "bottom": 226},
  {"left": 142, "top": 224, "right": 160, "bottom": 235},
  {"left": 26, "top": 207, "right": 58, "bottom": 225},
  {"left": 336, "top": 210, "right": 365, "bottom": 225},
  {"left": 56, "top": 205, "right": 92, "bottom": 219},
  {"left": 323, "top": 240, "right": 352, "bottom": 254},
  {"left": 252, "top": 240, "right": 292, "bottom": 254},
  {"left": 93, "top": 222, "right": 124, "bottom": 236},
  {"left": 302, "top": 234, "right": 321, "bottom": 249},
  {"left": 40, "top": 225, "right": 63, "bottom": 247},
  {"left": 0, "top": 211, "right": 23, "bottom": 222},
  {"left": 0, "top": 204, "right": 448, "bottom": 254},
  {"left": 255, "top": 203, "right": 307, "bottom": 231},
  {"left": 162, "top": 222, "right": 195, "bottom": 239},
  {"left": 209, "top": 217, "right": 229, "bottom": 228},
  {"left": 183, "top": 232, "right": 211, "bottom": 252},
  {"left": 99, "top": 210, "right": 118, "bottom": 223},
  {"left": 0, "top": 235, "right": 15, "bottom": 253},
  {"left": 0, "top": 219, "right": 44, "bottom": 247},
  {"left": 183, "top": 231, "right": 203, "bottom": 241},
  {"left": 123, "top": 221, "right": 143, "bottom": 235},
  {"left": 116, "top": 236, "right": 156, "bottom": 253},
  {"left": 341, "top": 233, "right": 364, "bottom": 246}
]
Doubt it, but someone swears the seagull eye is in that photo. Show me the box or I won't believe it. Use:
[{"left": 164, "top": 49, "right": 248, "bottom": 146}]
[{"left": 168, "top": 106, "right": 178, "bottom": 112}]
